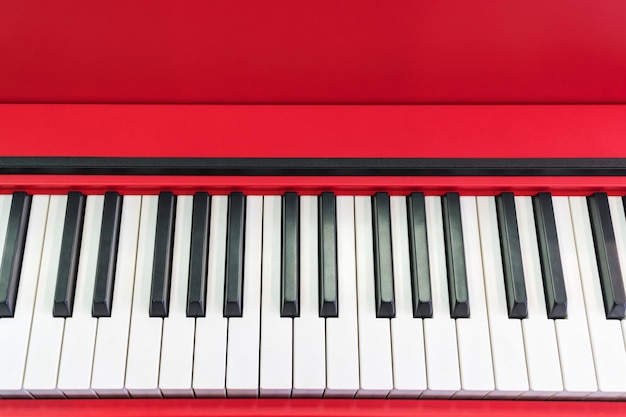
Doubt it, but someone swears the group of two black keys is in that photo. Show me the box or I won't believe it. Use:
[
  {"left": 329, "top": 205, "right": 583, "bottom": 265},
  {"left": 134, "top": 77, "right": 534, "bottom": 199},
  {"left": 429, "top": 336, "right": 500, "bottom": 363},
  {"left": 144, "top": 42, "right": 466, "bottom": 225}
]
[{"left": 0, "top": 190, "right": 625, "bottom": 321}]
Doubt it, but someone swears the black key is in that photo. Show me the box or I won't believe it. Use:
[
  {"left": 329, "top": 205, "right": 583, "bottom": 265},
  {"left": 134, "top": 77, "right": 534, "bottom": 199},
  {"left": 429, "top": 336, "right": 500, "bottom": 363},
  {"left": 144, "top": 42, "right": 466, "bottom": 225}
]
[
  {"left": 53, "top": 192, "right": 86, "bottom": 317},
  {"left": 372, "top": 192, "right": 395, "bottom": 318},
  {"left": 281, "top": 192, "right": 300, "bottom": 317},
  {"left": 496, "top": 192, "right": 528, "bottom": 319},
  {"left": 92, "top": 192, "right": 123, "bottom": 318},
  {"left": 407, "top": 192, "right": 432, "bottom": 318},
  {"left": 0, "top": 192, "right": 31, "bottom": 317},
  {"left": 588, "top": 192, "right": 626, "bottom": 319},
  {"left": 224, "top": 192, "right": 245, "bottom": 317},
  {"left": 149, "top": 191, "right": 176, "bottom": 317},
  {"left": 318, "top": 192, "right": 338, "bottom": 317},
  {"left": 441, "top": 192, "right": 469, "bottom": 318},
  {"left": 533, "top": 192, "right": 567, "bottom": 319},
  {"left": 187, "top": 192, "right": 211, "bottom": 317}
]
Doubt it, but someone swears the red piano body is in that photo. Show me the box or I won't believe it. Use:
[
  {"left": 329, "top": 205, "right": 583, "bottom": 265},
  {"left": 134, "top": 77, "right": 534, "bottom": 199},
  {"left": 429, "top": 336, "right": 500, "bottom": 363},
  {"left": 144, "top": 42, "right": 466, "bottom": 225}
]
[{"left": 1, "top": 1, "right": 626, "bottom": 415}]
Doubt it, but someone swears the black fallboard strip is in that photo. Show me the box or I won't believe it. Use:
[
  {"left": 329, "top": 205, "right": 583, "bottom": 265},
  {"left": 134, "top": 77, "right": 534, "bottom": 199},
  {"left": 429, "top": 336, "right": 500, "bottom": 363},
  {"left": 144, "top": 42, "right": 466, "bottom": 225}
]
[{"left": 2, "top": 157, "right": 626, "bottom": 176}]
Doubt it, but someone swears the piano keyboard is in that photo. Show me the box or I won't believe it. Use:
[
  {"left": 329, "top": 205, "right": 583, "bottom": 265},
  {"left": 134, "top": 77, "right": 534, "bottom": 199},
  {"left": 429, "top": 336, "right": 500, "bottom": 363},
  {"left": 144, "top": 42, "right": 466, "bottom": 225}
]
[{"left": 1, "top": 191, "right": 626, "bottom": 400}]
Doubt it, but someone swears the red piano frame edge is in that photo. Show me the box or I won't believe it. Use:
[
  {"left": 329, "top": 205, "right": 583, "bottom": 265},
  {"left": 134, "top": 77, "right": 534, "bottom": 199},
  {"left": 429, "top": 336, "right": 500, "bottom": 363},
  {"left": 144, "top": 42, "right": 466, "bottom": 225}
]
[
  {"left": 0, "top": 399, "right": 625, "bottom": 417},
  {"left": 3, "top": 175, "right": 626, "bottom": 196},
  {"left": 2, "top": 104, "right": 626, "bottom": 194}
]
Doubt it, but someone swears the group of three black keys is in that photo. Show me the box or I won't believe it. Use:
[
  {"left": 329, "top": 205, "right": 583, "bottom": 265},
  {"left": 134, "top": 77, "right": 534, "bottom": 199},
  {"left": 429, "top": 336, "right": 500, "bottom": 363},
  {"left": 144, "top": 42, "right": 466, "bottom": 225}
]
[{"left": 0, "top": 190, "right": 625, "bottom": 322}]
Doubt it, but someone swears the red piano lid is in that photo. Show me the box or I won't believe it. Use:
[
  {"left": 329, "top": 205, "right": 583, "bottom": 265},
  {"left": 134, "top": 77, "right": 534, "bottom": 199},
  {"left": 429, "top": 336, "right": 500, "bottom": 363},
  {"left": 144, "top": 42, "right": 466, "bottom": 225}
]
[
  {"left": 0, "top": 0, "right": 625, "bottom": 104},
  {"left": 1, "top": 104, "right": 626, "bottom": 158}
]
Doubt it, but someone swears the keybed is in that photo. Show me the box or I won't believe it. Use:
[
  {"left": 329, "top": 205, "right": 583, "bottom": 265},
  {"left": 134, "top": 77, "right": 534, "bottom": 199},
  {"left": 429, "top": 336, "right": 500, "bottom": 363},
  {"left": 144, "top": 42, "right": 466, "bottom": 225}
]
[{"left": 0, "top": 191, "right": 625, "bottom": 399}]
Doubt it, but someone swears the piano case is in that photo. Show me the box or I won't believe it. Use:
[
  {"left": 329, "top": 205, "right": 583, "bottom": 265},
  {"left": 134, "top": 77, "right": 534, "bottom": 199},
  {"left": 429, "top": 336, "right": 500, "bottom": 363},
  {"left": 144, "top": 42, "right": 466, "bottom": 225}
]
[{"left": 1, "top": 1, "right": 626, "bottom": 415}]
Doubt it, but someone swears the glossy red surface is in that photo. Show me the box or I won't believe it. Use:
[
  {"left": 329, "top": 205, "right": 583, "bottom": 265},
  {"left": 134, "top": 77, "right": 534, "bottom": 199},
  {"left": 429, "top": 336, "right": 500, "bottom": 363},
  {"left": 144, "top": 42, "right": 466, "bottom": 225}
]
[
  {"left": 1, "top": 1, "right": 625, "bottom": 104},
  {"left": 2, "top": 104, "right": 626, "bottom": 158},
  {"left": 1, "top": 175, "right": 626, "bottom": 196},
  {"left": 0, "top": 399, "right": 625, "bottom": 417}
]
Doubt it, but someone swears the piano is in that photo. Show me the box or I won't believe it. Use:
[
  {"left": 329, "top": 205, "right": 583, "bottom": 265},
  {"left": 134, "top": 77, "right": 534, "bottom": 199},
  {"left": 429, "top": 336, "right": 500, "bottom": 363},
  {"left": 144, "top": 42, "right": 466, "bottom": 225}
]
[{"left": 1, "top": 1, "right": 626, "bottom": 416}]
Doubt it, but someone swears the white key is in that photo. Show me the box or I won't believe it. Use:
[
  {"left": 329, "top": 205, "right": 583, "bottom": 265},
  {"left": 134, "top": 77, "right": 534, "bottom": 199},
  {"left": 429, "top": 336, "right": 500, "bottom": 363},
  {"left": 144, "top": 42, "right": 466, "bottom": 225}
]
[
  {"left": 608, "top": 197, "right": 626, "bottom": 349},
  {"left": 421, "top": 196, "right": 460, "bottom": 398},
  {"left": 159, "top": 196, "right": 195, "bottom": 397},
  {"left": 91, "top": 196, "right": 141, "bottom": 397},
  {"left": 476, "top": 196, "right": 528, "bottom": 398},
  {"left": 0, "top": 195, "right": 12, "bottom": 262},
  {"left": 193, "top": 196, "right": 228, "bottom": 397},
  {"left": 57, "top": 196, "right": 104, "bottom": 397},
  {"left": 388, "top": 196, "right": 426, "bottom": 398},
  {"left": 551, "top": 196, "right": 597, "bottom": 398},
  {"left": 454, "top": 196, "right": 494, "bottom": 398},
  {"left": 0, "top": 194, "right": 13, "bottom": 358},
  {"left": 325, "top": 196, "right": 359, "bottom": 397},
  {"left": 569, "top": 196, "right": 626, "bottom": 399},
  {"left": 354, "top": 196, "right": 393, "bottom": 398},
  {"left": 0, "top": 195, "right": 49, "bottom": 398},
  {"left": 259, "top": 196, "right": 292, "bottom": 397},
  {"left": 125, "top": 196, "right": 162, "bottom": 397},
  {"left": 226, "top": 196, "right": 263, "bottom": 397},
  {"left": 23, "top": 195, "right": 68, "bottom": 398},
  {"left": 293, "top": 196, "right": 325, "bottom": 397},
  {"left": 515, "top": 197, "right": 563, "bottom": 398}
]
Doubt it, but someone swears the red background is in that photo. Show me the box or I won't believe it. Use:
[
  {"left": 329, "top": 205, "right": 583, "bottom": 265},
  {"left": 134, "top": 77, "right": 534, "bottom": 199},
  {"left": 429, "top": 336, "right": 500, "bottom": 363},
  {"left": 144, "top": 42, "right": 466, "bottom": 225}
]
[{"left": 1, "top": 0, "right": 625, "bottom": 104}]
